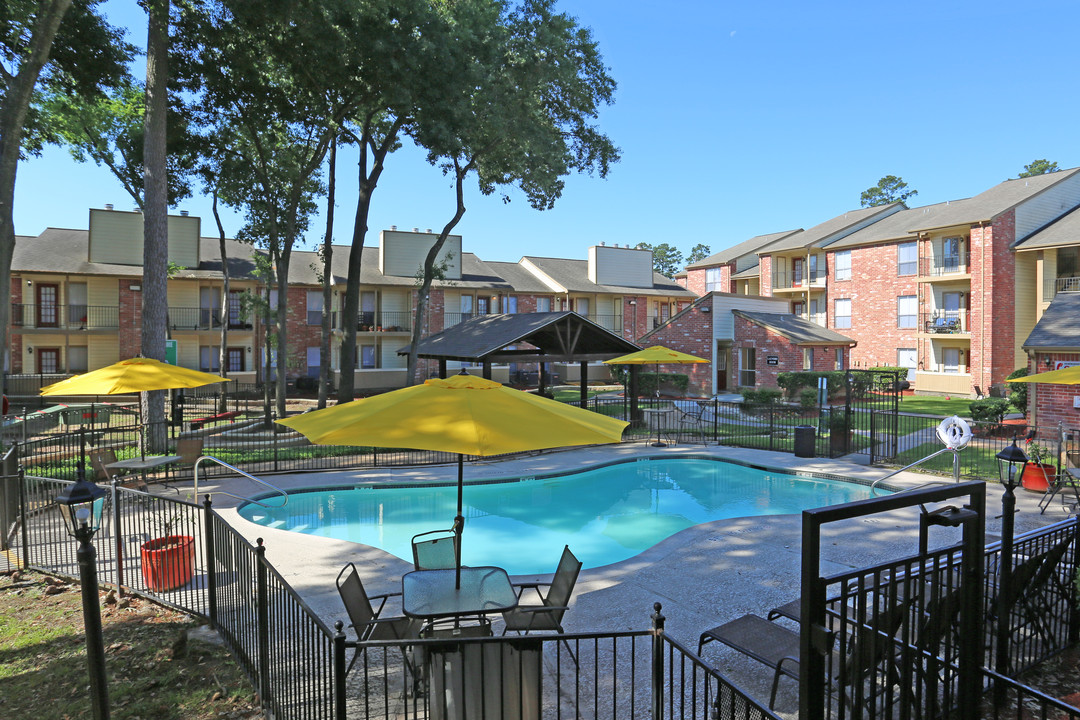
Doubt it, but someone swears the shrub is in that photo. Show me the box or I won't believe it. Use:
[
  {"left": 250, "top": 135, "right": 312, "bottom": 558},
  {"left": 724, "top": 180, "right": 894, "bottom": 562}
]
[
  {"left": 828, "top": 409, "right": 850, "bottom": 431},
  {"left": 742, "top": 388, "right": 782, "bottom": 407},
  {"left": 799, "top": 387, "right": 819, "bottom": 410},
  {"left": 969, "top": 398, "right": 1010, "bottom": 423},
  {"left": 1005, "top": 367, "right": 1029, "bottom": 413},
  {"left": 609, "top": 368, "right": 689, "bottom": 396},
  {"left": 776, "top": 371, "right": 846, "bottom": 399}
]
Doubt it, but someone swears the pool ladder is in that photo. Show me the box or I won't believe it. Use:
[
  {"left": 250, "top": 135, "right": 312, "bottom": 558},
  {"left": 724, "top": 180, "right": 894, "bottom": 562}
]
[
  {"left": 193, "top": 455, "right": 288, "bottom": 508},
  {"left": 870, "top": 446, "right": 961, "bottom": 497}
]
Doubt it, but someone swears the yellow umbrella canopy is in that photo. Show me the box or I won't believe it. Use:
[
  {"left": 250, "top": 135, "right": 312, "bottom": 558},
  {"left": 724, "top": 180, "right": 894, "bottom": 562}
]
[
  {"left": 40, "top": 358, "right": 232, "bottom": 396},
  {"left": 1007, "top": 366, "right": 1080, "bottom": 384},
  {"left": 602, "top": 345, "right": 710, "bottom": 366},
  {"left": 277, "top": 372, "right": 628, "bottom": 455}
]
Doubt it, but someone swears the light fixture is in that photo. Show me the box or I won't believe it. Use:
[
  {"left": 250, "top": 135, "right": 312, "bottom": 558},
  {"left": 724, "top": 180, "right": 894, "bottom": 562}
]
[
  {"left": 628, "top": 300, "right": 636, "bottom": 306},
  {"left": 995, "top": 438, "right": 1028, "bottom": 491},
  {"left": 55, "top": 474, "right": 107, "bottom": 538},
  {"left": 700, "top": 306, "right": 711, "bottom": 313},
  {"left": 26, "top": 279, "right": 32, "bottom": 287},
  {"left": 1045, "top": 357, "right": 1054, "bottom": 371},
  {"left": 27, "top": 347, "right": 32, "bottom": 355}
]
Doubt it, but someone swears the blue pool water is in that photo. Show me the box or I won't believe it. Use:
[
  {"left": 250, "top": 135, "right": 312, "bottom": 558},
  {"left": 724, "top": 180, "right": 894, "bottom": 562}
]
[{"left": 238, "top": 458, "right": 882, "bottom": 575}]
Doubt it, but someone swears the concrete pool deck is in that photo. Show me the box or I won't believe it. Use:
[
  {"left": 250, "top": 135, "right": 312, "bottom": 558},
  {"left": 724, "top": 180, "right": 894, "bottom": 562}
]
[{"left": 186, "top": 443, "right": 1074, "bottom": 712}]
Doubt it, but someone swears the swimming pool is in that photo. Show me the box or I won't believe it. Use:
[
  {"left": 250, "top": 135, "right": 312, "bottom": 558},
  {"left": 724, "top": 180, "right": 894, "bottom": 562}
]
[{"left": 238, "top": 457, "right": 884, "bottom": 575}]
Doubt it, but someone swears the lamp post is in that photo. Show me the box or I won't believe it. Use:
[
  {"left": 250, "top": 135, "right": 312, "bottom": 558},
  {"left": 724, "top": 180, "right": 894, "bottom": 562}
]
[
  {"left": 55, "top": 471, "right": 110, "bottom": 720},
  {"left": 993, "top": 438, "right": 1027, "bottom": 704}
]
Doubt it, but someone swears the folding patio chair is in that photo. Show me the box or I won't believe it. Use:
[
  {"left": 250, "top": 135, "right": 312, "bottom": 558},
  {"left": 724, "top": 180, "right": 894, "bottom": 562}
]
[
  {"left": 412, "top": 524, "right": 460, "bottom": 571},
  {"left": 1039, "top": 450, "right": 1080, "bottom": 514},
  {"left": 336, "top": 562, "right": 422, "bottom": 677},
  {"left": 502, "top": 545, "right": 582, "bottom": 664},
  {"left": 89, "top": 447, "right": 149, "bottom": 494},
  {"left": 674, "top": 402, "right": 708, "bottom": 445}
]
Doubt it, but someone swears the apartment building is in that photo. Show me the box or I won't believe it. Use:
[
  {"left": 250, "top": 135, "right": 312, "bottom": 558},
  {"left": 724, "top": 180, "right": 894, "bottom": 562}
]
[{"left": 10, "top": 210, "right": 695, "bottom": 391}]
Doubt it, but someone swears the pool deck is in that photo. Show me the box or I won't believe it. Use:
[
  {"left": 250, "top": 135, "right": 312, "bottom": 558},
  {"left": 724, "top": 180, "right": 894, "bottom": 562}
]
[{"left": 190, "top": 443, "right": 1073, "bottom": 713}]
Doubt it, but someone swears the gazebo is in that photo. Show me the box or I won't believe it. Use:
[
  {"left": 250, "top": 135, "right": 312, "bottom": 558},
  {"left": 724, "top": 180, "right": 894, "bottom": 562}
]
[{"left": 398, "top": 311, "right": 643, "bottom": 410}]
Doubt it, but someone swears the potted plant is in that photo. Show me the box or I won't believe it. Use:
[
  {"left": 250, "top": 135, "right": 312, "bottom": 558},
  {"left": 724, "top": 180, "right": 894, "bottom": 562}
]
[
  {"left": 1019, "top": 441, "right": 1056, "bottom": 493},
  {"left": 140, "top": 498, "right": 196, "bottom": 592}
]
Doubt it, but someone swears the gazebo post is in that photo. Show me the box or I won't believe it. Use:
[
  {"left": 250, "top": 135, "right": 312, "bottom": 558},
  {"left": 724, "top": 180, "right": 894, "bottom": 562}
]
[
  {"left": 482, "top": 361, "right": 492, "bottom": 380},
  {"left": 629, "top": 366, "right": 640, "bottom": 427},
  {"left": 438, "top": 360, "right": 447, "bottom": 379},
  {"left": 579, "top": 361, "right": 588, "bottom": 407},
  {"left": 538, "top": 361, "right": 547, "bottom": 396}
]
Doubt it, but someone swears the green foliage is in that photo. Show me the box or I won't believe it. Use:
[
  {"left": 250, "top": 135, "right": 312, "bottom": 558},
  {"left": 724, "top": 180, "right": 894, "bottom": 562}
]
[
  {"left": 860, "top": 175, "right": 918, "bottom": 207},
  {"left": 798, "top": 388, "right": 818, "bottom": 410},
  {"left": 635, "top": 242, "right": 684, "bottom": 277},
  {"left": 1005, "top": 367, "right": 1029, "bottom": 413},
  {"left": 1019, "top": 159, "right": 1059, "bottom": 178},
  {"left": 969, "top": 398, "right": 1010, "bottom": 423},
  {"left": 828, "top": 409, "right": 850, "bottom": 431},
  {"left": 1026, "top": 441, "right": 1054, "bottom": 465},
  {"left": 686, "top": 243, "right": 711, "bottom": 265},
  {"left": 609, "top": 367, "right": 688, "bottom": 396},
  {"left": 741, "top": 387, "right": 782, "bottom": 407},
  {"left": 776, "top": 371, "right": 844, "bottom": 399}
]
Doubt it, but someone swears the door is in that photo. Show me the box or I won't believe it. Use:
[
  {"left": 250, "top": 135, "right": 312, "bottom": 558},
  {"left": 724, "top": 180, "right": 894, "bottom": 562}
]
[
  {"left": 943, "top": 292, "right": 962, "bottom": 330},
  {"left": 715, "top": 343, "right": 729, "bottom": 391},
  {"left": 37, "top": 284, "right": 58, "bottom": 327},
  {"left": 68, "top": 282, "right": 87, "bottom": 327},
  {"left": 943, "top": 237, "right": 961, "bottom": 272},
  {"left": 944, "top": 347, "right": 960, "bottom": 374},
  {"left": 37, "top": 348, "right": 60, "bottom": 373},
  {"left": 792, "top": 258, "right": 804, "bottom": 287}
]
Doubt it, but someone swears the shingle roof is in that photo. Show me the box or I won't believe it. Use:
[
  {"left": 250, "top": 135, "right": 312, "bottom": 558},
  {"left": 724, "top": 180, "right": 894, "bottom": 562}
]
[
  {"left": 521, "top": 256, "right": 695, "bottom": 297},
  {"left": 731, "top": 264, "right": 760, "bottom": 280},
  {"left": 288, "top": 246, "right": 512, "bottom": 289},
  {"left": 826, "top": 202, "right": 956, "bottom": 250},
  {"left": 733, "top": 311, "right": 856, "bottom": 345},
  {"left": 908, "top": 169, "right": 1080, "bottom": 233},
  {"left": 1022, "top": 292, "right": 1080, "bottom": 350},
  {"left": 483, "top": 261, "right": 556, "bottom": 294},
  {"left": 1013, "top": 206, "right": 1080, "bottom": 251},
  {"left": 765, "top": 204, "right": 903, "bottom": 253},
  {"left": 398, "top": 311, "right": 639, "bottom": 361},
  {"left": 685, "top": 230, "right": 801, "bottom": 269}
]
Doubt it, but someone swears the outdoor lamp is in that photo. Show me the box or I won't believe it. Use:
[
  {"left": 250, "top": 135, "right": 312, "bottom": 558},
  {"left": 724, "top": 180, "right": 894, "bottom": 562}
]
[
  {"left": 55, "top": 476, "right": 107, "bottom": 539},
  {"left": 995, "top": 438, "right": 1028, "bottom": 490}
]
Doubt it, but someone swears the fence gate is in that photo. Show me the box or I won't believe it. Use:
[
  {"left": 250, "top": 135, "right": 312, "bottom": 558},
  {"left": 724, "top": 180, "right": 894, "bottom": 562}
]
[{"left": 841, "top": 369, "right": 901, "bottom": 462}]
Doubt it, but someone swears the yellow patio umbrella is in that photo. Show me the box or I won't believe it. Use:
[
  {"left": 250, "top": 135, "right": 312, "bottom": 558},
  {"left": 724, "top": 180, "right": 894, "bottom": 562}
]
[
  {"left": 604, "top": 345, "right": 710, "bottom": 446},
  {"left": 1006, "top": 366, "right": 1080, "bottom": 384},
  {"left": 277, "top": 372, "right": 628, "bottom": 586},
  {"left": 40, "top": 357, "right": 233, "bottom": 396}
]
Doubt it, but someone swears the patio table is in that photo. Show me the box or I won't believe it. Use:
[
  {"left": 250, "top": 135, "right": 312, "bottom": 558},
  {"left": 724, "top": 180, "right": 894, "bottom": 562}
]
[{"left": 402, "top": 566, "right": 518, "bottom": 624}]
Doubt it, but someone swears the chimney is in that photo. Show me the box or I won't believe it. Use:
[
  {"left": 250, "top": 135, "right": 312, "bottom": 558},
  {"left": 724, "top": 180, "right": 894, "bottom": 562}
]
[
  {"left": 391, "top": 225, "right": 397, "bottom": 230},
  {"left": 600, "top": 241, "right": 605, "bottom": 246},
  {"left": 426, "top": 228, "right": 432, "bottom": 233},
  {"left": 180, "top": 210, "right": 189, "bottom": 216},
  {"left": 413, "top": 227, "right": 419, "bottom": 232},
  {"left": 105, "top": 204, "right": 114, "bottom": 211}
]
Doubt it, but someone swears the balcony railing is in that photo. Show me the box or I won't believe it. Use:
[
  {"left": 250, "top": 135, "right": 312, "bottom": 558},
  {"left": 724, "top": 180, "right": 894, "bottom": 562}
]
[
  {"left": 167, "top": 307, "right": 252, "bottom": 331},
  {"left": 588, "top": 314, "right": 623, "bottom": 332},
  {"left": 919, "top": 251, "right": 971, "bottom": 277},
  {"left": 11, "top": 303, "right": 118, "bottom": 330},
  {"left": 771, "top": 270, "right": 825, "bottom": 290},
  {"left": 920, "top": 310, "right": 969, "bottom": 334},
  {"left": 329, "top": 310, "right": 413, "bottom": 332},
  {"left": 444, "top": 311, "right": 482, "bottom": 327},
  {"left": 1043, "top": 276, "right": 1080, "bottom": 302}
]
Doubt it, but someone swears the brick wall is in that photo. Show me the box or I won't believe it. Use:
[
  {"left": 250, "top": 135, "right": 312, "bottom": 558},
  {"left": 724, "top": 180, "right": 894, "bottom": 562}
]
[
  {"left": 287, "top": 286, "right": 322, "bottom": 375},
  {"left": 827, "top": 243, "right": 919, "bottom": 369},
  {"left": 639, "top": 303, "right": 713, "bottom": 396},
  {"left": 684, "top": 269, "right": 707, "bottom": 296},
  {"left": 11, "top": 277, "right": 23, "bottom": 372},
  {"left": 969, "top": 212, "right": 1018, "bottom": 391},
  {"left": 118, "top": 281, "right": 142, "bottom": 358},
  {"left": 759, "top": 256, "right": 773, "bottom": 296},
  {"left": 1030, "top": 353, "right": 1080, "bottom": 431},
  {"left": 733, "top": 316, "right": 842, "bottom": 389}
]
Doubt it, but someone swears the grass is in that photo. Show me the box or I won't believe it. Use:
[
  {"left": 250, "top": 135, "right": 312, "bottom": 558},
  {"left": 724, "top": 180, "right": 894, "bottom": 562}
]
[
  {"left": 0, "top": 570, "right": 262, "bottom": 719},
  {"left": 896, "top": 395, "right": 984, "bottom": 417}
]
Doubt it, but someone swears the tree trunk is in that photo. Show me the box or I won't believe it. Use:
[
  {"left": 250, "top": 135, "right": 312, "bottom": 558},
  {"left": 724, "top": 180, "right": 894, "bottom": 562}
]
[
  {"left": 0, "top": 0, "right": 74, "bottom": 409},
  {"left": 318, "top": 139, "right": 336, "bottom": 409},
  {"left": 141, "top": 0, "right": 170, "bottom": 453},
  {"left": 407, "top": 161, "right": 468, "bottom": 386},
  {"left": 212, "top": 191, "right": 230, "bottom": 413},
  {"left": 274, "top": 253, "right": 290, "bottom": 419}
]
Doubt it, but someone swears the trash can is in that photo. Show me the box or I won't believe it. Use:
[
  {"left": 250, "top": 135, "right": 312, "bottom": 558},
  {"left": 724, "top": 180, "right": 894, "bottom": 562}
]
[{"left": 794, "top": 425, "right": 815, "bottom": 458}]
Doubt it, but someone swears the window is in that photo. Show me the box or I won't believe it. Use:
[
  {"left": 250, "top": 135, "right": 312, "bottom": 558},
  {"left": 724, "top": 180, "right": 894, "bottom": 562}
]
[
  {"left": 360, "top": 291, "right": 376, "bottom": 327},
  {"left": 835, "top": 250, "right": 851, "bottom": 281},
  {"left": 227, "top": 347, "right": 245, "bottom": 372},
  {"left": 834, "top": 348, "right": 844, "bottom": 371},
  {"left": 536, "top": 297, "right": 551, "bottom": 313},
  {"left": 358, "top": 345, "right": 376, "bottom": 369},
  {"left": 200, "top": 346, "right": 220, "bottom": 372},
  {"left": 943, "top": 347, "right": 960, "bottom": 374},
  {"left": 575, "top": 298, "right": 590, "bottom": 316},
  {"left": 306, "top": 347, "right": 320, "bottom": 377},
  {"left": 306, "top": 291, "right": 322, "bottom": 325},
  {"left": 502, "top": 295, "right": 517, "bottom": 313},
  {"left": 803, "top": 348, "right": 813, "bottom": 370},
  {"left": 37, "top": 348, "right": 59, "bottom": 373},
  {"left": 477, "top": 297, "right": 489, "bottom": 315},
  {"left": 792, "top": 258, "right": 804, "bottom": 286},
  {"left": 809, "top": 298, "right": 823, "bottom": 325},
  {"left": 898, "top": 242, "right": 917, "bottom": 276},
  {"left": 705, "top": 268, "right": 723, "bottom": 293},
  {"left": 897, "top": 348, "right": 917, "bottom": 376},
  {"left": 808, "top": 254, "right": 819, "bottom": 283},
  {"left": 897, "top": 295, "right": 917, "bottom": 329},
  {"left": 792, "top": 301, "right": 805, "bottom": 317},
  {"left": 942, "top": 237, "right": 961, "bottom": 272},
  {"left": 739, "top": 347, "right": 756, "bottom": 387},
  {"left": 68, "top": 283, "right": 87, "bottom": 325},
  {"left": 228, "top": 290, "right": 245, "bottom": 327},
  {"left": 68, "top": 346, "right": 88, "bottom": 373},
  {"left": 834, "top": 298, "right": 852, "bottom": 329}
]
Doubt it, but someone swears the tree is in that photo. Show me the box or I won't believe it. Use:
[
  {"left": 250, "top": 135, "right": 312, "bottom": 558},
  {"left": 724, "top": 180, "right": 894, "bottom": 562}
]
[
  {"left": 0, "top": 0, "right": 130, "bottom": 403},
  {"left": 635, "top": 242, "right": 683, "bottom": 277},
  {"left": 405, "top": 0, "right": 619, "bottom": 385},
  {"left": 860, "top": 175, "right": 917, "bottom": 207},
  {"left": 1019, "top": 159, "right": 1059, "bottom": 178},
  {"left": 686, "top": 243, "right": 711, "bottom": 265}
]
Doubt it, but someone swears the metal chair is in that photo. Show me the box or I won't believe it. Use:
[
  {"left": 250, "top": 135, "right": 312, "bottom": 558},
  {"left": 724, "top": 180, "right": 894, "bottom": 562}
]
[
  {"left": 89, "top": 447, "right": 148, "bottom": 493},
  {"left": 412, "top": 524, "right": 460, "bottom": 571},
  {"left": 502, "top": 545, "right": 582, "bottom": 663},
  {"left": 336, "top": 562, "right": 421, "bottom": 676},
  {"left": 674, "top": 402, "right": 708, "bottom": 445}
]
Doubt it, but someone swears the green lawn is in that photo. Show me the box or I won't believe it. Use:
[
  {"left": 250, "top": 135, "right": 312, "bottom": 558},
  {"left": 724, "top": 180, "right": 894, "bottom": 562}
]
[{"left": 897, "top": 395, "right": 984, "bottom": 417}]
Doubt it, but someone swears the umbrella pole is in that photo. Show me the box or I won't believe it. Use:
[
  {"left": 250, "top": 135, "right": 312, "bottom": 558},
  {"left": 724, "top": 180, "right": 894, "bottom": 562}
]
[{"left": 455, "top": 454, "right": 464, "bottom": 590}]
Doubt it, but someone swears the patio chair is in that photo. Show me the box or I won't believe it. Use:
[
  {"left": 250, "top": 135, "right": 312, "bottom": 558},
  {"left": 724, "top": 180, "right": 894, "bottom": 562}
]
[
  {"left": 674, "top": 402, "right": 708, "bottom": 445},
  {"left": 412, "top": 523, "right": 460, "bottom": 571},
  {"left": 336, "top": 562, "right": 422, "bottom": 677},
  {"left": 698, "top": 598, "right": 912, "bottom": 710},
  {"left": 1039, "top": 450, "right": 1080, "bottom": 514},
  {"left": 502, "top": 545, "right": 582, "bottom": 663},
  {"left": 89, "top": 447, "right": 149, "bottom": 494}
]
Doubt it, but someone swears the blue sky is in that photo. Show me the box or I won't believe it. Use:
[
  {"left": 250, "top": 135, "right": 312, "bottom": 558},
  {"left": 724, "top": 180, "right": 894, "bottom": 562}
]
[{"left": 14, "top": 0, "right": 1079, "bottom": 265}]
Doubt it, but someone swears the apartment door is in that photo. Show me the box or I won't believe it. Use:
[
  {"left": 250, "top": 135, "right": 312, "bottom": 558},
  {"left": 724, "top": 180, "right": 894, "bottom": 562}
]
[
  {"left": 36, "top": 283, "right": 58, "bottom": 327},
  {"left": 792, "top": 258, "right": 804, "bottom": 287},
  {"left": 943, "top": 347, "right": 960, "bottom": 374},
  {"left": 37, "top": 348, "right": 60, "bottom": 373},
  {"left": 943, "top": 237, "right": 961, "bottom": 272},
  {"left": 361, "top": 291, "right": 376, "bottom": 328},
  {"left": 942, "top": 292, "right": 962, "bottom": 328},
  {"left": 68, "top": 282, "right": 87, "bottom": 326},
  {"left": 200, "top": 287, "right": 222, "bottom": 328},
  {"left": 715, "top": 343, "right": 729, "bottom": 392}
]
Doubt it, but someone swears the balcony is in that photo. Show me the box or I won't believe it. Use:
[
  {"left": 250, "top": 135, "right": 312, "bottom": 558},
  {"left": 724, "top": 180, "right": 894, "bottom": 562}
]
[
  {"left": 330, "top": 310, "right": 413, "bottom": 332},
  {"left": 11, "top": 303, "right": 119, "bottom": 330},
  {"left": 588, "top": 314, "right": 623, "bottom": 332},
  {"left": 771, "top": 270, "right": 825, "bottom": 291},
  {"left": 167, "top": 307, "right": 252, "bottom": 331},
  {"left": 1042, "top": 276, "right": 1080, "bottom": 302},
  {"left": 920, "top": 311, "right": 970, "bottom": 335},
  {"left": 918, "top": 252, "right": 971, "bottom": 277}
]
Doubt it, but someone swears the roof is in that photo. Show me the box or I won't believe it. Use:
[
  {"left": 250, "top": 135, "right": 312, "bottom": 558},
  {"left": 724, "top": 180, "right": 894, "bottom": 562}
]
[
  {"left": 732, "top": 311, "right": 856, "bottom": 346},
  {"left": 765, "top": 204, "right": 903, "bottom": 253},
  {"left": 398, "top": 311, "right": 640, "bottom": 362},
  {"left": 1022, "top": 292, "right": 1080, "bottom": 350},
  {"left": 288, "top": 246, "right": 512, "bottom": 290},
  {"left": 908, "top": 168, "right": 1080, "bottom": 233},
  {"left": 826, "top": 202, "right": 957, "bottom": 250},
  {"left": 1014, "top": 206, "right": 1080, "bottom": 252},
  {"left": 483, "top": 261, "right": 555, "bottom": 294},
  {"left": 685, "top": 230, "right": 801, "bottom": 269},
  {"left": 521, "top": 256, "right": 695, "bottom": 297},
  {"left": 731, "top": 264, "right": 760, "bottom": 280}
]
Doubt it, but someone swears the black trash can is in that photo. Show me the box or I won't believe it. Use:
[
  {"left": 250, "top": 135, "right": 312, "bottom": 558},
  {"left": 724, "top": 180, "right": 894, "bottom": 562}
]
[{"left": 794, "top": 425, "right": 816, "bottom": 458}]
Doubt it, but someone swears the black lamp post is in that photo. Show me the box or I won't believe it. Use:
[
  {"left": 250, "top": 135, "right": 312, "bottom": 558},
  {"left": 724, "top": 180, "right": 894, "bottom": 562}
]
[
  {"left": 993, "top": 437, "right": 1027, "bottom": 702},
  {"left": 55, "top": 473, "right": 110, "bottom": 720}
]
